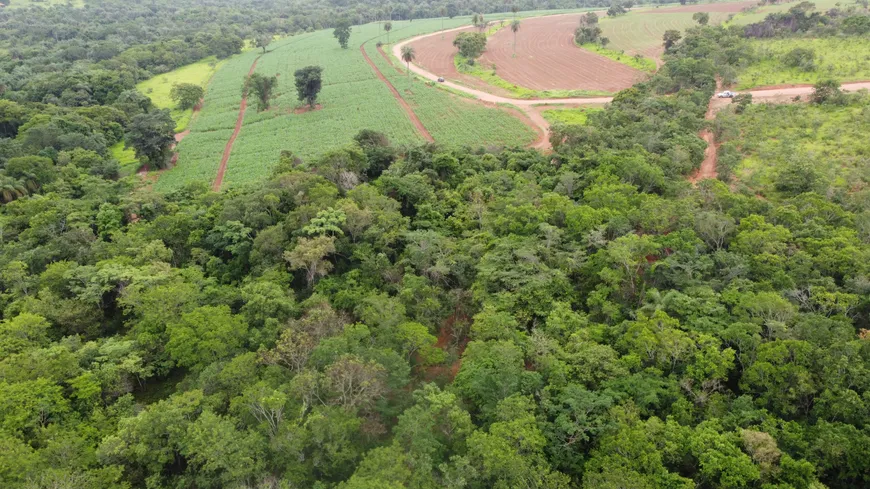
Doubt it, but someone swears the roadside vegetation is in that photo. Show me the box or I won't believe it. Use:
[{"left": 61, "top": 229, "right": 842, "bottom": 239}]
[{"left": 715, "top": 86, "right": 870, "bottom": 195}]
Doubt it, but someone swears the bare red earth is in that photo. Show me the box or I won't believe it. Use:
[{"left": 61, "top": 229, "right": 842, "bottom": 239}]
[
  {"left": 409, "top": 27, "right": 514, "bottom": 95},
  {"left": 360, "top": 44, "right": 434, "bottom": 142},
  {"left": 213, "top": 57, "right": 260, "bottom": 192},
  {"left": 478, "top": 14, "right": 646, "bottom": 92}
]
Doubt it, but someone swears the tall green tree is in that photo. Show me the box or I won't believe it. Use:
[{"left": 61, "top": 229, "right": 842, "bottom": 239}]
[
  {"left": 125, "top": 109, "right": 176, "bottom": 169},
  {"left": 294, "top": 65, "right": 323, "bottom": 108}
]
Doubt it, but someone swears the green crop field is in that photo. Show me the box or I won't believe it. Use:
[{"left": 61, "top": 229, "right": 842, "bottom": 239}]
[
  {"left": 597, "top": 10, "right": 734, "bottom": 59},
  {"left": 736, "top": 37, "right": 870, "bottom": 89},
  {"left": 154, "top": 51, "right": 261, "bottom": 191},
  {"left": 715, "top": 97, "right": 870, "bottom": 196},
  {"left": 161, "top": 16, "right": 537, "bottom": 190},
  {"left": 136, "top": 57, "right": 226, "bottom": 132}
]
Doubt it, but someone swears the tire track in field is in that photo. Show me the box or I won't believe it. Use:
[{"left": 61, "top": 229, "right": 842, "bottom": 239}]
[
  {"left": 213, "top": 55, "right": 260, "bottom": 191},
  {"left": 360, "top": 43, "right": 434, "bottom": 143}
]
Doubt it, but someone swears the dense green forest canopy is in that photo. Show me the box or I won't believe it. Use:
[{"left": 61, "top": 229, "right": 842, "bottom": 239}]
[{"left": 2, "top": 2, "right": 870, "bottom": 489}]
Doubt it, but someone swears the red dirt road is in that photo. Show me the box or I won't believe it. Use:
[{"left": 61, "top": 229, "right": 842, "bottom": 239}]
[
  {"left": 360, "top": 43, "right": 434, "bottom": 143},
  {"left": 213, "top": 57, "right": 260, "bottom": 192},
  {"left": 479, "top": 14, "right": 645, "bottom": 92}
]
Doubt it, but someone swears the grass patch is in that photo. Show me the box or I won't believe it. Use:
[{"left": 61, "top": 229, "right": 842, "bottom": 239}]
[
  {"left": 136, "top": 56, "right": 226, "bottom": 132},
  {"left": 727, "top": 0, "right": 845, "bottom": 26},
  {"left": 110, "top": 142, "right": 141, "bottom": 177},
  {"left": 454, "top": 54, "right": 613, "bottom": 99},
  {"left": 579, "top": 42, "right": 657, "bottom": 72},
  {"left": 541, "top": 106, "right": 603, "bottom": 125},
  {"left": 715, "top": 96, "right": 870, "bottom": 196},
  {"left": 736, "top": 37, "right": 870, "bottom": 90}
]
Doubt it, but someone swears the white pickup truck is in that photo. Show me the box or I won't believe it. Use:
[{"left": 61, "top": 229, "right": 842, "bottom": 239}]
[{"left": 716, "top": 90, "right": 737, "bottom": 98}]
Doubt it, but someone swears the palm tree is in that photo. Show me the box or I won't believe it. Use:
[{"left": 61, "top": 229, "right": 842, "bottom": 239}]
[
  {"left": 511, "top": 20, "right": 520, "bottom": 56},
  {"left": 440, "top": 7, "right": 446, "bottom": 38},
  {"left": 384, "top": 21, "right": 392, "bottom": 44},
  {"left": 0, "top": 176, "right": 27, "bottom": 203},
  {"left": 401, "top": 45, "right": 416, "bottom": 77}
]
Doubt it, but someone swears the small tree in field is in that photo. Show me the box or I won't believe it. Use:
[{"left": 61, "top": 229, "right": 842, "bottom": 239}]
[
  {"left": 333, "top": 19, "right": 352, "bottom": 49},
  {"left": 295, "top": 66, "right": 323, "bottom": 108},
  {"left": 384, "top": 22, "right": 392, "bottom": 43},
  {"left": 693, "top": 12, "right": 710, "bottom": 25},
  {"left": 662, "top": 29, "right": 681, "bottom": 52},
  {"left": 440, "top": 7, "right": 446, "bottom": 36},
  {"left": 170, "top": 83, "right": 203, "bottom": 110},
  {"left": 401, "top": 46, "right": 416, "bottom": 77},
  {"left": 244, "top": 73, "right": 277, "bottom": 111},
  {"left": 256, "top": 34, "right": 273, "bottom": 53},
  {"left": 510, "top": 20, "right": 520, "bottom": 56}
]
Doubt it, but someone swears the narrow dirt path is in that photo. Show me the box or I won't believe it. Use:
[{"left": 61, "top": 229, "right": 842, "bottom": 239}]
[
  {"left": 360, "top": 44, "right": 434, "bottom": 143},
  {"left": 213, "top": 56, "right": 260, "bottom": 191},
  {"left": 690, "top": 80, "right": 722, "bottom": 183}
]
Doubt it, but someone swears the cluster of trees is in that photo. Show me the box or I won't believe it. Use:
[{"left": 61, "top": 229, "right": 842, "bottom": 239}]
[
  {"left": 575, "top": 12, "right": 606, "bottom": 45},
  {"left": 453, "top": 32, "right": 488, "bottom": 59},
  {"left": 743, "top": 0, "right": 870, "bottom": 37},
  {"left": 3, "top": 3, "right": 870, "bottom": 489}
]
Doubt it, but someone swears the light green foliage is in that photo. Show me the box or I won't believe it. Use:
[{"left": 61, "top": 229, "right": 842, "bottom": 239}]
[
  {"left": 166, "top": 305, "right": 249, "bottom": 369},
  {"left": 595, "top": 10, "right": 733, "bottom": 59},
  {"left": 541, "top": 106, "right": 602, "bottom": 125},
  {"left": 716, "top": 96, "right": 870, "bottom": 196},
  {"left": 737, "top": 38, "right": 870, "bottom": 89}
]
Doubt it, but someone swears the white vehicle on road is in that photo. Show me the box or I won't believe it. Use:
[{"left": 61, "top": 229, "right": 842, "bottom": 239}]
[{"left": 717, "top": 90, "right": 737, "bottom": 98}]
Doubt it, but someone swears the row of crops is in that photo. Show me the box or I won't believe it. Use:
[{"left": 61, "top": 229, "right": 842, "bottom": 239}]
[
  {"left": 155, "top": 50, "right": 261, "bottom": 192},
  {"left": 162, "top": 11, "right": 562, "bottom": 190}
]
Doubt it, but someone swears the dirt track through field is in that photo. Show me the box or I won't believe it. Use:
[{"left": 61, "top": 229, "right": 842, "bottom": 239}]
[
  {"left": 479, "top": 14, "right": 645, "bottom": 92},
  {"left": 213, "top": 56, "right": 260, "bottom": 191},
  {"left": 391, "top": 28, "right": 870, "bottom": 175},
  {"left": 360, "top": 44, "right": 434, "bottom": 143}
]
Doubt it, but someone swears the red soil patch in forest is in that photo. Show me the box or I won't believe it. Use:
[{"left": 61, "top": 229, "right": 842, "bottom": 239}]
[
  {"left": 360, "top": 43, "right": 434, "bottom": 143},
  {"left": 422, "top": 312, "right": 469, "bottom": 383},
  {"left": 213, "top": 56, "right": 260, "bottom": 192},
  {"left": 478, "top": 14, "right": 646, "bottom": 92}
]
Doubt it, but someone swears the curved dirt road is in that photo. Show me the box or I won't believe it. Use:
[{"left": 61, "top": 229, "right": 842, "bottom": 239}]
[{"left": 393, "top": 28, "right": 870, "bottom": 158}]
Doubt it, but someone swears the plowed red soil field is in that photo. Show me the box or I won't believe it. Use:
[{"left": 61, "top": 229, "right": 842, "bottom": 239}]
[
  {"left": 478, "top": 14, "right": 646, "bottom": 92},
  {"left": 409, "top": 26, "right": 513, "bottom": 95}
]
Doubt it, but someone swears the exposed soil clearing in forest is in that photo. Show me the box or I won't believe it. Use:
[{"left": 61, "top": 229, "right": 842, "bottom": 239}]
[
  {"left": 360, "top": 43, "right": 435, "bottom": 143},
  {"left": 478, "top": 14, "right": 645, "bottom": 92},
  {"left": 213, "top": 56, "right": 260, "bottom": 192}
]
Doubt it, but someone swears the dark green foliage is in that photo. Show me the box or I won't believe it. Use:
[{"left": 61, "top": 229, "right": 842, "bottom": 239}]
[
  {"left": 244, "top": 73, "right": 278, "bottom": 111},
  {"left": 125, "top": 109, "right": 176, "bottom": 168},
  {"left": 2, "top": 5, "right": 870, "bottom": 489},
  {"left": 294, "top": 65, "right": 323, "bottom": 108},
  {"left": 333, "top": 19, "right": 352, "bottom": 49}
]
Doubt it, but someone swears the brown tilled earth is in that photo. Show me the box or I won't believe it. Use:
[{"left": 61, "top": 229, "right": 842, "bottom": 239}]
[
  {"left": 478, "top": 14, "right": 646, "bottom": 92},
  {"left": 409, "top": 26, "right": 514, "bottom": 95}
]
